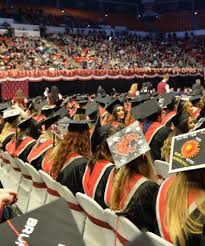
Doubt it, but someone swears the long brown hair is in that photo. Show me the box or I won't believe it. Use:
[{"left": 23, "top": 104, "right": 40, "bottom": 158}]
[
  {"left": 50, "top": 130, "right": 91, "bottom": 179},
  {"left": 110, "top": 151, "right": 157, "bottom": 210},
  {"left": 165, "top": 170, "right": 205, "bottom": 245}
]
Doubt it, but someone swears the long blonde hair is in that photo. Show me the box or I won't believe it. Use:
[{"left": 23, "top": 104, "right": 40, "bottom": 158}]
[
  {"left": 110, "top": 151, "right": 157, "bottom": 211},
  {"left": 165, "top": 170, "right": 205, "bottom": 245}
]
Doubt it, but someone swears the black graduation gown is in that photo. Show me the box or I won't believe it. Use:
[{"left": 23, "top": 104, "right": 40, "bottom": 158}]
[
  {"left": 94, "top": 166, "right": 114, "bottom": 209},
  {"left": 119, "top": 181, "right": 159, "bottom": 233},
  {"left": 18, "top": 141, "right": 36, "bottom": 163},
  {"left": 57, "top": 156, "right": 87, "bottom": 195},
  {"left": 150, "top": 126, "right": 172, "bottom": 161},
  {"left": 1, "top": 133, "right": 15, "bottom": 151}
]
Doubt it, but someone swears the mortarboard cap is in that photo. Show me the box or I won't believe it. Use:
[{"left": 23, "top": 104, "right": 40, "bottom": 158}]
[
  {"left": 131, "top": 103, "right": 143, "bottom": 120},
  {"left": 129, "top": 96, "right": 142, "bottom": 107},
  {"left": 169, "top": 128, "right": 205, "bottom": 174},
  {"left": 86, "top": 101, "right": 98, "bottom": 118},
  {"left": 140, "top": 94, "right": 150, "bottom": 102},
  {"left": 106, "top": 98, "right": 123, "bottom": 115},
  {"left": 140, "top": 99, "right": 161, "bottom": 120},
  {"left": 107, "top": 121, "right": 150, "bottom": 169},
  {"left": 159, "top": 92, "right": 176, "bottom": 109},
  {"left": 91, "top": 123, "right": 113, "bottom": 153},
  {"left": 75, "top": 108, "right": 86, "bottom": 115},
  {"left": 41, "top": 105, "right": 56, "bottom": 117},
  {"left": 3, "top": 108, "right": 20, "bottom": 119},
  {"left": 40, "top": 114, "right": 60, "bottom": 130},
  {"left": 67, "top": 119, "right": 91, "bottom": 132},
  {"left": 0, "top": 198, "right": 85, "bottom": 246},
  {"left": 17, "top": 115, "right": 34, "bottom": 130},
  {"left": 189, "top": 95, "right": 201, "bottom": 105},
  {"left": 55, "top": 106, "right": 69, "bottom": 119}
]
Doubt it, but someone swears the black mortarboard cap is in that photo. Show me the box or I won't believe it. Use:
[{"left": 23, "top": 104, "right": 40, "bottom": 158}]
[
  {"left": 131, "top": 103, "right": 143, "bottom": 120},
  {"left": 17, "top": 116, "right": 34, "bottom": 130},
  {"left": 106, "top": 98, "right": 123, "bottom": 115},
  {"left": 0, "top": 199, "right": 85, "bottom": 246},
  {"left": 130, "top": 96, "right": 142, "bottom": 107},
  {"left": 189, "top": 95, "right": 201, "bottom": 105},
  {"left": 41, "top": 105, "right": 56, "bottom": 117},
  {"left": 76, "top": 108, "right": 86, "bottom": 115},
  {"left": 55, "top": 106, "right": 69, "bottom": 119},
  {"left": 67, "top": 119, "right": 91, "bottom": 132},
  {"left": 140, "top": 94, "right": 150, "bottom": 102},
  {"left": 107, "top": 121, "right": 150, "bottom": 169},
  {"left": 169, "top": 128, "right": 205, "bottom": 174},
  {"left": 159, "top": 92, "right": 176, "bottom": 109},
  {"left": 86, "top": 101, "right": 98, "bottom": 118},
  {"left": 91, "top": 123, "right": 112, "bottom": 153},
  {"left": 140, "top": 98, "right": 161, "bottom": 120},
  {"left": 40, "top": 114, "right": 60, "bottom": 130}
]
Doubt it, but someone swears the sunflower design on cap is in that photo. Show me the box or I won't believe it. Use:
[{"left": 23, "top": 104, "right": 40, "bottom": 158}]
[{"left": 181, "top": 140, "right": 200, "bottom": 159}]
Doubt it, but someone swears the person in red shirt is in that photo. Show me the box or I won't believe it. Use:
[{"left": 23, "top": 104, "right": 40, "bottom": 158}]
[{"left": 157, "top": 74, "right": 170, "bottom": 95}]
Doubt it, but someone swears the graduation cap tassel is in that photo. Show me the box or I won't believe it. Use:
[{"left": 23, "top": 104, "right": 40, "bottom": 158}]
[{"left": 52, "top": 132, "right": 56, "bottom": 147}]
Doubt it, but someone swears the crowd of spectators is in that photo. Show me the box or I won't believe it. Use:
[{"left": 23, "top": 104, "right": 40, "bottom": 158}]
[{"left": 0, "top": 29, "right": 204, "bottom": 71}]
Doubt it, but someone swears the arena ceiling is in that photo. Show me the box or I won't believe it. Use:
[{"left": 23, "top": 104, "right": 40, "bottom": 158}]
[{"left": 4, "top": 0, "right": 205, "bottom": 16}]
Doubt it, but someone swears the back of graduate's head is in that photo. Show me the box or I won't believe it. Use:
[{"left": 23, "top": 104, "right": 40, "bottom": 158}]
[
  {"left": 89, "top": 125, "right": 116, "bottom": 171},
  {"left": 110, "top": 151, "right": 157, "bottom": 210},
  {"left": 50, "top": 124, "right": 91, "bottom": 180}
]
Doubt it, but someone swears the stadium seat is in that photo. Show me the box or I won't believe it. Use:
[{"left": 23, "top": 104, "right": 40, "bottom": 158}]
[
  {"left": 39, "top": 170, "right": 61, "bottom": 204},
  {"left": 154, "top": 160, "right": 171, "bottom": 179},
  {"left": 25, "top": 163, "right": 47, "bottom": 211},
  {"left": 104, "top": 208, "right": 141, "bottom": 246},
  {"left": 14, "top": 158, "right": 33, "bottom": 213},
  {"left": 76, "top": 192, "right": 113, "bottom": 246},
  {"left": 146, "top": 232, "right": 174, "bottom": 246},
  {"left": 55, "top": 182, "right": 86, "bottom": 234}
]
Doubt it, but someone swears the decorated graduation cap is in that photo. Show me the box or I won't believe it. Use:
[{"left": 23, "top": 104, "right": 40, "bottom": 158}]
[
  {"left": 0, "top": 199, "right": 85, "bottom": 246},
  {"left": 67, "top": 119, "right": 91, "bottom": 132},
  {"left": 140, "top": 98, "right": 161, "bottom": 120},
  {"left": 3, "top": 108, "right": 20, "bottom": 119},
  {"left": 106, "top": 98, "right": 124, "bottom": 115},
  {"left": 169, "top": 128, "right": 205, "bottom": 174},
  {"left": 107, "top": 121, "right": 150, "bottom": 169}
]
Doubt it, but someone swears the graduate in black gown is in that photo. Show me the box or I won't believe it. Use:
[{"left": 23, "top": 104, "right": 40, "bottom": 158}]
[
  {"left": 83, "top": 125, "right": 116, "bottom": 208},
  {"left": 105, "top": 121, "right": 160, "bottom": 232},
  {"left": 156, "top": 128, "right": 205, "bottom": 246},
  {"left": 0, "top": 108, "right": 20, "bottom": 151},
  {"left": 50, "top": 119, "right": 91, "bottom": 195},
  {"left": 6, "top": 116, "right": 39, "bottom": 163}
]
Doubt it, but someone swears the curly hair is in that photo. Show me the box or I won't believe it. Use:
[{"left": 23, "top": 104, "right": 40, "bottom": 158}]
[{"left": 50, "top": 130, "right": 91, "bottom": 179}]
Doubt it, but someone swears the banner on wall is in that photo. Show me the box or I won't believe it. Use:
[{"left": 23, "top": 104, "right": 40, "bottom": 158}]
[{"left": 14, "top": 30, "right": 40, "bottom": 37}]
